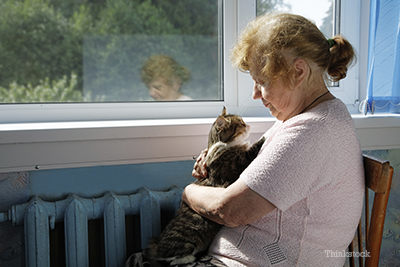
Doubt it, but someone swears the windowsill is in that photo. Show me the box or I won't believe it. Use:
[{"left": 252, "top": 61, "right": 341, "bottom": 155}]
[{"left": 1, "top": 114, "right": 399, "bottom": 173}]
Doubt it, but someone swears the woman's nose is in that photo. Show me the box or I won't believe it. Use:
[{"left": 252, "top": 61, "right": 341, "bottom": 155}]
[{"left": 252, "top": 83, "right": 262, "bottom": 100}]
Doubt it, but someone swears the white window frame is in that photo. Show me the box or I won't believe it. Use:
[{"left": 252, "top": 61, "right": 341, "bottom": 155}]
[
  {"left": 1, "top": 1, "right": 259, "bottom": 124},
  {"left": 1, "top": 0, "right": 400, "bottom": 174},
  {"left": 230, "top": 0, "right": 365, "bottom": 116},
  {"left": 0, "top": 0, "right": 363, "bottom": 123},
  {"left": 330, "top": 0, "right": 361, "bottom": 112}
]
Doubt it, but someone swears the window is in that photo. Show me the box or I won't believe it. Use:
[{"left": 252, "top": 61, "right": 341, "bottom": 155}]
[
  {"left": 0, "top": 0, "right": 221, "bottom": 103},
  {"left": 0, "top": 0, "right": 362, "bottom": 123},
  {"left": 2, "top": 0, "right": 400, "bottom": 174},
  {"left": 256, "top": 0, "right": 361, "bottom": 111},
  {"left": 257, "top": 0, "right": 337, "bottom": 89},
  {"left": 257, "top": 0, "right": 335, "bottom": 37}
]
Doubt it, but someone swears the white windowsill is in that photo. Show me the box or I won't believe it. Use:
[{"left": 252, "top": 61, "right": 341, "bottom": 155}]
[{"left": 1, "top": 115, "right": 399, "bottom": 173}]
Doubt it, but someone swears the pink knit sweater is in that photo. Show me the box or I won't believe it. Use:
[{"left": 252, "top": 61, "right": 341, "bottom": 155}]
[{"left": 209, "top": 98, "right": 365, "bottom": 267}]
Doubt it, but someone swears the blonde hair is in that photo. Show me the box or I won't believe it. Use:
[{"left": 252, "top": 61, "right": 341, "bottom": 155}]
[
  {"left": 141, "top": 55, "right": 191, "bottom": 86},
  {"left": 231, "top": 13, "right": 356, "bottom": 84}
]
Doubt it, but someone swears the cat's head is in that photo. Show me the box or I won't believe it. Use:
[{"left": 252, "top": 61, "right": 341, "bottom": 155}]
[{"left": 208, "top": 107, "right": 250, "bottom": 148}]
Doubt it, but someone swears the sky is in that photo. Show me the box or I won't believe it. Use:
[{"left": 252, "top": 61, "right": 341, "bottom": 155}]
[{"left": 283, "top": 0, "right": 332, "bottom": 28}]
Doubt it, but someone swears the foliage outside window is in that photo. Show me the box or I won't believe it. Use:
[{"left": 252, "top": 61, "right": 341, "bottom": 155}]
[
  {"left": 0, "top": 0, "right": 336, "bottom": 106},
  {"left": 0, "top": 0, "right": 220, "bottom": 103}
]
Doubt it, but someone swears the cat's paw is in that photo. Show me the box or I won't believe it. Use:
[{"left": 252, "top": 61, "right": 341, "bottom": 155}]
[{"left": 170, "top": 255, "right": 196, "bottom": 265}]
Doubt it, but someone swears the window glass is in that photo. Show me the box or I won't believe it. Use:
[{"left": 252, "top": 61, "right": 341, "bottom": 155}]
[
  {"left": 257, "top": 0, "right": 334, "bottom": 37},
  {"left": 0, "top": 0, "right": 221, "bottom": 103}
]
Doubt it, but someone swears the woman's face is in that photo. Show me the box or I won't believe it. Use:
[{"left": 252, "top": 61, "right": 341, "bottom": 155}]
[
  {"left": 251, "top": 71, "right": 304, "bottom": 121},
  {"left": 148, "top": 77, "right": 181, "bottom": 101}
]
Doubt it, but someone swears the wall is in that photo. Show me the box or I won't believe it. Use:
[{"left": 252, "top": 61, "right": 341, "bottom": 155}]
[
  {"left": 0, "top": 150, "right": 399, "bottom": 267},
  {"left": 0, "top": 160, "right": 195, "bottom": 267}
]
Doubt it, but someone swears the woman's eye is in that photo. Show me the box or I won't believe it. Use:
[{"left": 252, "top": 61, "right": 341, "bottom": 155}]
[
  {"left": 257, "top": 83, "right": 265, "bottom": 89},
  {"left": 256, "top": 79, "right": 265, "bottom": 86}
]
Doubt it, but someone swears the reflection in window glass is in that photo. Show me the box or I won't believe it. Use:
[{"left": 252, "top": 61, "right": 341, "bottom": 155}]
[
  {"left": 0, "top": 0, "right": 221, "bottom": 103},
  {"left": 257, "top": 0, "right": 334, "bottom": 38}
]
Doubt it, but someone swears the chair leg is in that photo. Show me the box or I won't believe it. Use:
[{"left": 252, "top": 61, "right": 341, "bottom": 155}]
[
  {"left": 349, "top": 241, "right": 355, "bottom": 267},
  {"left": 358, "top": 221, "right": 364, "bottom": 267},
  {"left": 365, "top": 167, "right": 394, "bottom": 267}
]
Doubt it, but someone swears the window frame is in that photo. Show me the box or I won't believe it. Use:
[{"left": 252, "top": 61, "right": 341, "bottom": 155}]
[
  {"left": 1, "top": 0, "right": 400, "bottom": 174},
  {"left": 330, "top": 0, "right": 361, "bottom": 110},
  {"left": 1, "top": 0, "right": 259, "bottom": 123},
  {"left": 0, "top": 0, "right": 363, "bottom": 123}
]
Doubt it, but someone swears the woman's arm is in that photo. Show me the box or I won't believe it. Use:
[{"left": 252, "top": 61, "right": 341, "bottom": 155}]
[{"left": 182, "top": 179, "right": 276, "bottom": 227}]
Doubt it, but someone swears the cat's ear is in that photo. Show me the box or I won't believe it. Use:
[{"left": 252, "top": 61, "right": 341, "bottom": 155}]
[
  {"left": 221, "top": 106, "right": 227, "bottom": 116},
  {"left": 216, "top": 116, "right": 228, "bottom": 130}
]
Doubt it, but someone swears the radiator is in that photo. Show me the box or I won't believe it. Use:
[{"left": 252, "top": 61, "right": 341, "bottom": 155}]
[{"left": 3, "top": 186, "right": 183, "bottom": 267}]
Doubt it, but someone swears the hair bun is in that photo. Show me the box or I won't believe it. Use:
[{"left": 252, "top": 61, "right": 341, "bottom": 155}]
[{"left": 328, "top": 35, "right": 356, "bottom": 82}]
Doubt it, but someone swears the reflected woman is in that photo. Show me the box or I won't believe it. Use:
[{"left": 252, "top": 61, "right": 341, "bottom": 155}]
[{"left": 141, "top": 54, "right": 192, "bottom": 101}]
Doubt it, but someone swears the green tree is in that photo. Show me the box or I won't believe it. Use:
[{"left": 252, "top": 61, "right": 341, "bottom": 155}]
[
  {"left": 48, "top": 0, "right": 107, "bottom": 20},
  {"left": 83, "top": 0, "right": 220, "bottom": 101},
  {"left": 151, "top": 0, "right": 219, "bottom": 35},
  {"left": 0, "top": 74, "right": 83, "bottom": 103},
  {"left": 0, "top": 0, "right": 80, "bottom": 89},
  {"left": 0, "top": 0, "right": 220, "bottom": 102}
]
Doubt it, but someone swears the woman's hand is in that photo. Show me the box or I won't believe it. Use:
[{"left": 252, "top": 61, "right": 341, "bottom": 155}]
[{"left": 192, "top": 148, "right": 208, "bottom": 179}]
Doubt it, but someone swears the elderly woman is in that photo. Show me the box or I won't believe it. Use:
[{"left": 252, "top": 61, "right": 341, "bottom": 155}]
[
  {"left": 183, "top": 13, "right": 364, "bottom": 267},
  {"left": 127, "top": 13, "right": 364, "bottom": 267}
]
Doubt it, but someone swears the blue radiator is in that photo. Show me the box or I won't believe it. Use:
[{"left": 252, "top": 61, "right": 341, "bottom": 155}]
[{"left": 3, "top": 186, "right": 183, "bottom": 267}]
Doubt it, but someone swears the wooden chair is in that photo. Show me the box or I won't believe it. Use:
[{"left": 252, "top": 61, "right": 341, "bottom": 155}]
[{"left": 348, "top": 154, "right": 394, "bottom": 267}]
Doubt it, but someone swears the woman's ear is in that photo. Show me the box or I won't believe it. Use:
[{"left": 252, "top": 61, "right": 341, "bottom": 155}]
[{"left": 292, "top": 58, "right": 309, "bottom": 84}]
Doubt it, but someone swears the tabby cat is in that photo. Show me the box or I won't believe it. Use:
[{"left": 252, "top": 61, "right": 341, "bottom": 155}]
[{"left": 147, "top": 107, "right": 265, "bottom": 266}]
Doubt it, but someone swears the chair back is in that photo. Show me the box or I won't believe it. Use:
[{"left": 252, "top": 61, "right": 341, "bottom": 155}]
[{"left": 348, "top": 154, "right": 394, "bottom": 267}]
